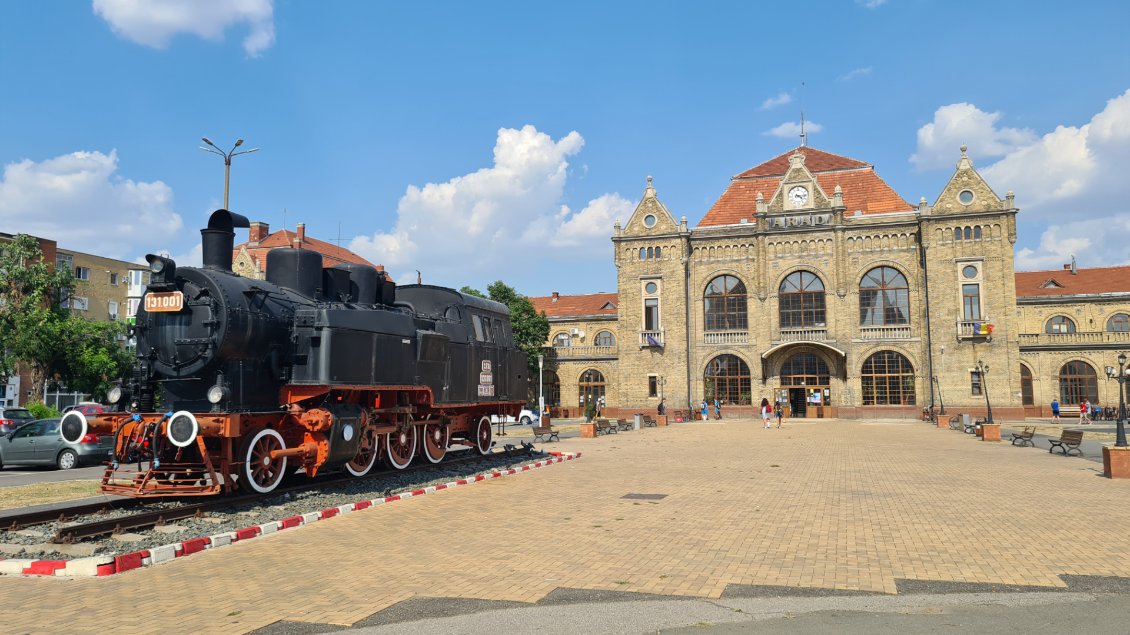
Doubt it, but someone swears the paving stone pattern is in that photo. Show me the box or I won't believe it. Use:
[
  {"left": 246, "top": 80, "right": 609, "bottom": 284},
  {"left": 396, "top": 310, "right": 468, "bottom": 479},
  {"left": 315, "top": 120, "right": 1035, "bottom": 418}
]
[{"left": 1, "top": 420, "right": 1129, "bottom": 634}]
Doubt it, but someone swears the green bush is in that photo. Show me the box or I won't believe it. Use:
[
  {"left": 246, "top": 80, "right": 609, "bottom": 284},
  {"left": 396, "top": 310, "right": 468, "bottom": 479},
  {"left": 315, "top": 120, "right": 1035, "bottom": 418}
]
[{"left": 26, "top": 401, "right": 61, "bottom": 419}]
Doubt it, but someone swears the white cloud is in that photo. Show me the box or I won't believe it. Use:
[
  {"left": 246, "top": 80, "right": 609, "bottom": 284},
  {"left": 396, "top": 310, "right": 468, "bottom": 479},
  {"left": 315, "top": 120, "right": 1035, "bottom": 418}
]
[
  {"left": 93, "top": 0, "right": 275, "bottom": 56},
  {"left": 349, "top": 125, "right": 631, "bottom": 286},
  {"left": 838, "top": 66, "right": 873, "bottom": 82},
  {"left": 764, "top": 120, "right": 824, "bottom": 139},
  {"left": 856, "top": 0, "right": 888, "bottom": 8},
  {"left": 0, "top": 150, "right": 184, "bottom": 260},
  {"left": 761, "top": 92, "right": 792, "bottom": 110},
  {"left": 911, "top": 103, "right": 1037, "bottom": 170}
]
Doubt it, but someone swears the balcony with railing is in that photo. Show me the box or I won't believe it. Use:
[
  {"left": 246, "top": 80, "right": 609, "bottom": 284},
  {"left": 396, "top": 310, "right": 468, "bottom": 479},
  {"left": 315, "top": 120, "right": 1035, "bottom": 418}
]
[
  {"left": 544, "top": 344, "right": 618, "bottom": 359},
  {"left": 703, "top": 330, "right": 749, "bottom": 345},
  {"left": 639, "top": 330, "right": 664, "bottom": 348},
  {"left": 956, "top": 320, "right": 993, "bottom": 340},
  {"left": 858, "top": 325, "right": 913, "bottom": 340},
  {"left": 1019, "top": 330, "right": 1130, "bottom": 347},
  {"left": 777, "top": 327, "right": 828, "bottom": 342}
]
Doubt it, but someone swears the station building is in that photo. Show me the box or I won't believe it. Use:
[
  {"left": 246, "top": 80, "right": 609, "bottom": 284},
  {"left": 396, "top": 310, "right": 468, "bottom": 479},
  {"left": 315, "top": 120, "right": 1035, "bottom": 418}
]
[{"left": 530, "top": 146, "right": 1130, "bottom": 420}]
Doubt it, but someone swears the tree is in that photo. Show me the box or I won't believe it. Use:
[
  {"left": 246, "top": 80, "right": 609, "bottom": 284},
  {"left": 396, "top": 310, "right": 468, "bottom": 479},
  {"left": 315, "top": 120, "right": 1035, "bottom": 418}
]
[
  {"left": 57, "top": 319, "right": 132, "bottom": 399},
  {"left": 0, "top": 235, "right": 74, "bottom": 402}
]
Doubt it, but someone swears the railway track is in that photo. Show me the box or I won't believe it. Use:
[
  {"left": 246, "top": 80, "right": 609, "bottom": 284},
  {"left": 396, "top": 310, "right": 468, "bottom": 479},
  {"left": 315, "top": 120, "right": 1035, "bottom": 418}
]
[{"left": 38, "top": 444, "right": 535, "bottom": 543}]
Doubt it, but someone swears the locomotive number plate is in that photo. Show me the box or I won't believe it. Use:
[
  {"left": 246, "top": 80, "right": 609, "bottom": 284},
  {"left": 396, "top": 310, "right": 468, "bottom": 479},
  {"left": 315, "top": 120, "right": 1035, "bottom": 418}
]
[{"left": 144, "top": 291, "right": 184, "bottom": 312}]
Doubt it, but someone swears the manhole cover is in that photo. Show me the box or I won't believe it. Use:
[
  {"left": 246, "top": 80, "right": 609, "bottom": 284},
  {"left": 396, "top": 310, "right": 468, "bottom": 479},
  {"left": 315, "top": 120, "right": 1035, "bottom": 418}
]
[{"left": 621, "top": 493, "right": 667, "bottom": 500}]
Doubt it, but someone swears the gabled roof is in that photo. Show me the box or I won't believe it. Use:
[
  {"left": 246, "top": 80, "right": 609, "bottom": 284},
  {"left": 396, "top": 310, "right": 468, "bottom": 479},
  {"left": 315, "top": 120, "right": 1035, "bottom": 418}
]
[
  {"left": 699, "top": 147, "right": 915, "bottom": 227},
  {"left": 1015, "top": 265, "right": 1130, "bottom": 297},
  {"left": 529, "top": 292, "right": 618, "bottom": 318},
  {"left": 234, "top": 229, "right": 380, "bottom": 272}
]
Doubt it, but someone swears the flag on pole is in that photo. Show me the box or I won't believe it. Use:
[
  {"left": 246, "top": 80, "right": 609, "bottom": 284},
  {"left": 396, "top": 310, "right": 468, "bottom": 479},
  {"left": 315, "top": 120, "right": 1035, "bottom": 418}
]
[{"left": 646, "top": 334, "right": 663, "bottom": 348}]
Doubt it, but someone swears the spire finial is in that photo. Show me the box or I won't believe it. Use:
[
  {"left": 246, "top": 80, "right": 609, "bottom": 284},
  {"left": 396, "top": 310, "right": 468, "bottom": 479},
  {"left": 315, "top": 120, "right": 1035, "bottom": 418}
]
[
  {"left": 799, "top": 111, "right": 807, "bottom": 147},
  {"left": 644, "top": 175, "right": 655, "bottom": 199}
]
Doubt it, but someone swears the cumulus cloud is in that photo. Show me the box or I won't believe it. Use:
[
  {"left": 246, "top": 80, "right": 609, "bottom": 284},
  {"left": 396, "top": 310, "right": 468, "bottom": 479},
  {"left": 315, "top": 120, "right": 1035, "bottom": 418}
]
[
  {"left": 947, "top": 89, "right": 1130, "bottom": 270},
  {"left": 764, "top": 120, "right": 824, "bottom": 139},
  {"left": 761, "top": 92, "right": 792, "bottom": 110},
  {"left": 93, "top": 0, "right": 275, "bottom": 56},
  {"left": 0, "top": 150, "right": 184, "bottom": 260},
  {"left": 838, "top": 66, "right": 873, "bottom": 82},
  {"left": 911, "top": 103, "right": 1037, "bottom": 170},
  {"left": 349, "top": 125, "right": 631, "bottom": 286}
]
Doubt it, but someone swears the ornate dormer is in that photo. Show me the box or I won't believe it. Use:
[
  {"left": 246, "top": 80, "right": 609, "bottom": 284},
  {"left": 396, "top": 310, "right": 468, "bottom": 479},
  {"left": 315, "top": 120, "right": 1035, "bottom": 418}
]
[
  {"left": 930, "top": 145, "right": 1010, "bottom": 214},
  {"left": 768, "top": 151, "right": 831, "bottom": 213},
  {"left": 622, "top": 175, "right": 679, "bottom": 235}
]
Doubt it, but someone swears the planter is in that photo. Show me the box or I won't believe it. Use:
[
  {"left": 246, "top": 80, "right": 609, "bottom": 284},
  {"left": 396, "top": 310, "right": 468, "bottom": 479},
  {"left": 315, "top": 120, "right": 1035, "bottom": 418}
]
[
  {"left": 580, "top": 423, "right": 597, "bottom": 439},
  {"left": 980, "top": 423, "right": 1001, "bottom": 442},
  {"left": 1103, "top": 445, "right": 1130, "bottom": 479},
  {"left": 657, "top": 415, "right": 668, "bottom": 427},
  {"left": 975, "top": 425, "right": 983, "bottom": 438},
  {"left": 936, "top": 417, "right": 949, "bottom": 430}
]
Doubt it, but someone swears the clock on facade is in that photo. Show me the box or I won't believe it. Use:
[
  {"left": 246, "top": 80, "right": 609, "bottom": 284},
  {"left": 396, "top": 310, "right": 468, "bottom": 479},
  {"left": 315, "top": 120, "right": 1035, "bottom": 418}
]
[{"left": 788, "top": 185, "right": 809, "bottom": 206}]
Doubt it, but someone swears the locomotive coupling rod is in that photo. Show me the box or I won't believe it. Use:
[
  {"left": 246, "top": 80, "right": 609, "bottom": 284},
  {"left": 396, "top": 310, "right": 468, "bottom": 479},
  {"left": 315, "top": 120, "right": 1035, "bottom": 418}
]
[{"left": 269, "top": 442, "right": 318, "bottom": 460}]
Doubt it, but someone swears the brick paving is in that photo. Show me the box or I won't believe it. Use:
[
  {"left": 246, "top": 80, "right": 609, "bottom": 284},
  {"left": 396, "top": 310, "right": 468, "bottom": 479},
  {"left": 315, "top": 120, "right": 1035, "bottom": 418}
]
[{"left": 2, "top": 419, "right": 1130, "bottom": 634}]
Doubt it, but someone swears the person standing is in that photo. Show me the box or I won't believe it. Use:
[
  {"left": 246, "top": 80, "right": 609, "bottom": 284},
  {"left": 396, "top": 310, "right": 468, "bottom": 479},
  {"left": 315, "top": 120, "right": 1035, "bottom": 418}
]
[
  {"left": 701, "top": 399, "right": 709, "bottom": 421},
  {"left": 1050, "top": 398, "right": 1060, "bottom": 421},
  {"left": 775, "top": 401, "right": 784, "bottom": 428},
  {"left": 761, "top": 397, "right": 771, "bottom": 429},
  {"left": 1079, "top": 400, "right": 1089, "bottom": 424},
  {"left": 657, "top": 397, "right": 666, "bottom": 416},
  {"left": 714, "top": 398, "right": 722, "bottom": 420}
]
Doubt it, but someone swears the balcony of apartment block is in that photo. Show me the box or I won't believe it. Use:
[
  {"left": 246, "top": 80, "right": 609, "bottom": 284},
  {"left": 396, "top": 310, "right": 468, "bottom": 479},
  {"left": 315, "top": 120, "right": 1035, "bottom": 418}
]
[
  {"left": 543, "top": 344, "right": 619, "bottom": 360},
  {"left": 1018, "top": 330, "right": 1130, "bottom": 350}
]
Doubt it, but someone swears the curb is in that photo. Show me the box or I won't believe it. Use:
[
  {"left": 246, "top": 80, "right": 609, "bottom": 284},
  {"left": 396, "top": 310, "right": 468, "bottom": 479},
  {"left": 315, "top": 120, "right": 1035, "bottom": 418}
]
[{"left": 1, "top": 451, "right": 580, "bottom": 578}]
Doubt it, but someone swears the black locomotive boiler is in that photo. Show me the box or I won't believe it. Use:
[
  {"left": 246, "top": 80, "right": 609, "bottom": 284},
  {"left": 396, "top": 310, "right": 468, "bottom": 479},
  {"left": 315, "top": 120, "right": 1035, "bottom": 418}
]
[{"left": 60, "top": 210, "right": 527, "bottom": 496}]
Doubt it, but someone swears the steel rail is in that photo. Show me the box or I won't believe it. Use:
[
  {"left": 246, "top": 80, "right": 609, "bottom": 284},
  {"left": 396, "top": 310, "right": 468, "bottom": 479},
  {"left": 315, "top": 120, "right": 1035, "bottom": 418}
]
[{"left": 0, "top": 498, "right": 144, "bottom": 531}]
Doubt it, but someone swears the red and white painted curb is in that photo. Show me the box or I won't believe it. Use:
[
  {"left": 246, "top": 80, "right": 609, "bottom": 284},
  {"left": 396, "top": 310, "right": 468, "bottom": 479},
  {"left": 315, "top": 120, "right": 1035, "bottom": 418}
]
[{"left": 0, "top": 451, "right": 581, "bottom": 578}]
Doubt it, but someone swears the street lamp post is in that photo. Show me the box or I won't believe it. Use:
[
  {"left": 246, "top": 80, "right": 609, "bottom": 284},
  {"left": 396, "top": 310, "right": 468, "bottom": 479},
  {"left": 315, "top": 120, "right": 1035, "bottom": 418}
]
[
  {"left": 1104, "top": 352, "right": 1129, "bottom": 448},
  {"left": 976, "top": 359, "right": 993, "bottom": 424},
  {"left": 200, "top": 137, "right": 259, "bottom": 209},
  {"left": 538, "top": 354, "right": 545, "bottom": 418}
]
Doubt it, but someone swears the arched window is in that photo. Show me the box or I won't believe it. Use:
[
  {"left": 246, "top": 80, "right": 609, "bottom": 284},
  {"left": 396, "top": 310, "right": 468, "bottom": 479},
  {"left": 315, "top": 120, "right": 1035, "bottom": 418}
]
[
  {"left": 973, "top": 226, "right": 982, "bottom": 239},
  {"left": 594, "top": 330, "right": 615, "bottom": 347},
  {"left": 779, "top": 271, "right": 826, "bottom": 328},
  {"left": 1020, "top": 365, "right": 1034, "bottom": 406},
  {"left": 1059, "top": 361, "right": 1098, "bottom": 405},
  {"left": 704, "top": 275, "right": 748, "bottom": 331},
  {"left": 859, "top": 267, "right": 909, "bottom": 326},
  {"left": 1107, "top": 313, "right": 1130, "bottom": 332},
  {"left": 704, "top": 354, "right": 751, "bottom": 405},
  {"left": 639, "top": 247, "right": 646, "bottom": 260},
  {"left": 963, "top": 227, "right": 972, "bottom": 240},
  {"left": 780, "top": 352, "right": 831, "bottom": 386},
  {"left": 954, "top": 227, "right": 962, "bottom": 241},
  {"left": 860, "top": 351, "right": 916, "bottom": 405},
  {"left": 646, "top": 247, "right": 653, "bottom": 259},
  {"left": 1046, "top": 316, "right": 1076, "bottom": 334},
  {"left": 553, "top": 332, "right": 571, "bottom": 347},
  {"left": 654, "top": 246, "right": 661, "bottom": 259},
  {"left": 578, "top": 369, "right": 606, "bottom": 408},
  {"left": 544, "top": 370, "right": 561, "bottom": 407}
]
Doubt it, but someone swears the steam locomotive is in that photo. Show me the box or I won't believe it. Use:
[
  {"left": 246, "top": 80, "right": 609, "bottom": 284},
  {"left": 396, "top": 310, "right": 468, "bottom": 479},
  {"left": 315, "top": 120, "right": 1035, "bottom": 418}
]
[{"left": 60, "top": 210, "right": 527, "bottom": 497}]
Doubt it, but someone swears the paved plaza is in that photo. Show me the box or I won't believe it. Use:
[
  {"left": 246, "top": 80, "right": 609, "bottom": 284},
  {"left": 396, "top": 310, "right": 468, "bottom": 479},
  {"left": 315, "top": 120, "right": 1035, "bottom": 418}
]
[{"left": 2, "top": 418, "right": 1130, "bottom": 634}]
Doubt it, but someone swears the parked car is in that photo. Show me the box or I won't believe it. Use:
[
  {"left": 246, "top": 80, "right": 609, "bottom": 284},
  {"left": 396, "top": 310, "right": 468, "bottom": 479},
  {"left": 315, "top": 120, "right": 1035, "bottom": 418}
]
[
  {"left": 489, "top": 408, "right": 541, "bottom": 425},
  {"left": 0, "top": 407, "right": 36, "bottom": 436},
  {"left": 0, "top": 418, "right": 114, "bottom": 470},
  {"left": 61, "top": 402, "right": 108, "bottom": 416}
]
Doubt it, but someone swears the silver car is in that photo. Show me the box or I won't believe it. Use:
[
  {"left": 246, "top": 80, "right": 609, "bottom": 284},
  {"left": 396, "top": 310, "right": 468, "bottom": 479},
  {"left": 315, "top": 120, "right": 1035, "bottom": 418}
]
[{"left": 0, "top": 418, "right": 114, "bottom": 470}]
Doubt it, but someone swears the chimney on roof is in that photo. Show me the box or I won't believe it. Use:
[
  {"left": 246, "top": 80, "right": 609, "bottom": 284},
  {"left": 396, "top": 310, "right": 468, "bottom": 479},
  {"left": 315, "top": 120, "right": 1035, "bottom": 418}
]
[
  {"left": 552, "top": 292, "right": 559, "bottom": 302},
  {"left": 295, "top": 223, "right": 305, "bottom": 248},
  {"left": 249, "top": 221, "right": 269, "bottom": 244},
  {"left": 1071, "top": 255, "right": 1077, "bottom": 275}
]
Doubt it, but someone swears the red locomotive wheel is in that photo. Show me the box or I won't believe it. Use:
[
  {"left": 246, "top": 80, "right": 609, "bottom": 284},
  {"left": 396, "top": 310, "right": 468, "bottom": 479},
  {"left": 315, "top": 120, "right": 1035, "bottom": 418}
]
[
  {"left": 474, "top": 416, "right": 492, "bottom": 455},
  {"left": 345, "top": 426, "right": 379, "bottom": 477},
  {"left": 386, "top": 425, "right": 417, "bottom": 469},
  {"left": 239, "top": 428, "right": 288, "bottom": 494},
  {"left": 422, "top": 423, "right": 449, "bottom": 464}
]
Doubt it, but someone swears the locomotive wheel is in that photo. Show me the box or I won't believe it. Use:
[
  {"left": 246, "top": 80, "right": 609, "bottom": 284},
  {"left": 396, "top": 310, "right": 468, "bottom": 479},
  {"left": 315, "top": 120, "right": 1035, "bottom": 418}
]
[
  {"left": 239, "top": 428, "right": 288, "bottom": 494},
  {"left": 386, "top": 425, "right": 417, "bottom": 470},
  {"left": 422, "top": 423, "right": 449, "bottom": 464},
  {"left": 474, "top": 416, "right": 492, "bottom": 455},
  {"left": 344, "top": 426, "right": 379, "bottom": 477}
]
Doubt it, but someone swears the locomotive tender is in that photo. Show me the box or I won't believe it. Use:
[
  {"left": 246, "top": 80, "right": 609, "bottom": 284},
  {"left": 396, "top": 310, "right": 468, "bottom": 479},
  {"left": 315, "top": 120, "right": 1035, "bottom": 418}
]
[{"left": 60, "top": 210, "right": 527, "bottom": 496}]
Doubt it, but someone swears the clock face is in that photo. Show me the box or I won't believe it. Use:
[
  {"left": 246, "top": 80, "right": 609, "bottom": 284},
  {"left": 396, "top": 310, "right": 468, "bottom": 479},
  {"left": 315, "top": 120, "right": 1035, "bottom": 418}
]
[{"left": 788, "top": 185, "right": 809, "bottom": 206}]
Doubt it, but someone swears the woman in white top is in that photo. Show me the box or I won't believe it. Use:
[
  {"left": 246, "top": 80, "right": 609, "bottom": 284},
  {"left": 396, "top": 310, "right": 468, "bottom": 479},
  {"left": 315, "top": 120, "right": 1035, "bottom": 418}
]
[{"left": 761, "top": 398, "right": 771, "bottom": 428}]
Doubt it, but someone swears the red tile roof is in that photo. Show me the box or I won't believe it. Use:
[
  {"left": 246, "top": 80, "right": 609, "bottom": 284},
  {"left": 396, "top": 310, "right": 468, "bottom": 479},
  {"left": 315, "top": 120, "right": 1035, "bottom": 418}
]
[
  {"left": 529, "top": 292, "right": 618, "bottom": 318},
  {"left": 235, "top": 228, "right": 381, "bottom": 273},
  {"left": 1015, "top": 265, "right": 1130, "bottom": 297},
  {"left": 699, "top": 147, "right": 915, "bottom": 227}
]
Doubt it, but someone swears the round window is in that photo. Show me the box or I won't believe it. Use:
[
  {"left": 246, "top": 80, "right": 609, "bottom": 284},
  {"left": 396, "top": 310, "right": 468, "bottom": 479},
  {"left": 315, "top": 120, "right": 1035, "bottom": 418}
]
[
  {"left": 958, "top": 190, "right": 974, "bottom": 205},
  {"left": 643, "top": 214, "right": 657, "bottom": 228},
  {"left": 645, "top": 282, "right": 658, "bottom": 294},
  {"left": 962, "top": 265, "right": 978, "bottom": 279}
]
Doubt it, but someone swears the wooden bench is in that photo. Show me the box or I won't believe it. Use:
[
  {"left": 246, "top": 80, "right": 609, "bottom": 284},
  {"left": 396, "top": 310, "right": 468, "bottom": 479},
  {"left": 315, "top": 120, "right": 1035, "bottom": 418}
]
[
  {"left": 643, "top": 415, "right": 657, "bottom": 427},
  {"left": 1048, "top": 429, "right": 1084, "bottom": 456},
  {"left": 616, "top": 418, "right": 633, "bottom": 431},
  {"left": 1010, "top": 426, "right": 1036, "bottom": 447},
  {"left": 596, "top": 419, "right": 616, "bottom": 435},
  {"left": 531, "top": 424, "right": 559, "bottom": 443},
  {"left": 963, "top": 418, "right": 978, "bottom": 434}
]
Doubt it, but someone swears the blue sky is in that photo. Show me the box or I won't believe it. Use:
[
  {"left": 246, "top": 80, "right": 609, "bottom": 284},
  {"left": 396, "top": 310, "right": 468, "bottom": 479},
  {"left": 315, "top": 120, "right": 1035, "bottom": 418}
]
[{"left": 1, "top": 1, "right": 1128, "bottom": 296}]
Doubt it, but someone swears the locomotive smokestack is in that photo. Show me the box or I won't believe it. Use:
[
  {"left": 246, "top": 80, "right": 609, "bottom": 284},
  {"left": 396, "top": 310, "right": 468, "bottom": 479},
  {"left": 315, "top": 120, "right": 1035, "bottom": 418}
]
[{"left": 202, "top": 209, "right": 251, "bottom": 272}]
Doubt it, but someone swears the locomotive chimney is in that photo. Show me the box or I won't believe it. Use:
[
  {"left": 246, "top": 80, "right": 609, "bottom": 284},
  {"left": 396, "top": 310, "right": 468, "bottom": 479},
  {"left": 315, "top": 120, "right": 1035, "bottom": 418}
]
[
  {"left": 249, "top": 221, "right": 269, "bottom": 245},
  {"left": 202, "top": 209, "right": 251, "bottom": 272}
]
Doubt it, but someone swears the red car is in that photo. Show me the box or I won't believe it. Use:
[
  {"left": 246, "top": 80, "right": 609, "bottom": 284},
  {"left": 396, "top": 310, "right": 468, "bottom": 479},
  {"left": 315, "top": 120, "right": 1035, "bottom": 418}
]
[{"left": 62, "top": 403, "right": 108, "bottom": 416}]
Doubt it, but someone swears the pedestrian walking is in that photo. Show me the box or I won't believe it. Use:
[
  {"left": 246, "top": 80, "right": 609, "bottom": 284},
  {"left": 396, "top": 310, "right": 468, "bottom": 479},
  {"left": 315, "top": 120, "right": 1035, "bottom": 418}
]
[
  {"left": 1082, "top": 399, "right": 1091, "bottom": 424},
  {"left": 1050, "top": 398, "right": 1060, "bottom": 421},
  {"left": 761, "top": 398, "right": 771, "bottom": 428},
  {"left": 657, "top": 397, "right": 666, "bottom": 416},
  {"left": 714, "top": 398, "right": 722, "bottom": 420},
  {"left": 701, "top": 399, "right": 709, "bottom": 421},
  {"left": 775, "top": 402, "right": 784, "bottom": 428}
]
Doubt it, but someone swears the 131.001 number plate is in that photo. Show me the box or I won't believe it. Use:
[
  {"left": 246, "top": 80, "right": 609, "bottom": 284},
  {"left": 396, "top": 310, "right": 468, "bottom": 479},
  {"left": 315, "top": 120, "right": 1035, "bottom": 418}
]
[{"left": 144, "top": 291, "right": 184, "bottom": 312}]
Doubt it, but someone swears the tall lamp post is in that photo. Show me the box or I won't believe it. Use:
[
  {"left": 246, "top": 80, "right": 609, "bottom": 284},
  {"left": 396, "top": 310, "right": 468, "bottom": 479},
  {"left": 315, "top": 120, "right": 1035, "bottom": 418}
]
[
  {"left": 538, "top": 354, "right": 545, "bottom": 418},
  {"left": 1104, "top": 352, "right": 1129, "bottom": 448},
  {"left": 200, "top": 137, "right": 259, "bottom": 209},
  {"left": 976, "top": 359, "right": 993, "bottom": 424}
]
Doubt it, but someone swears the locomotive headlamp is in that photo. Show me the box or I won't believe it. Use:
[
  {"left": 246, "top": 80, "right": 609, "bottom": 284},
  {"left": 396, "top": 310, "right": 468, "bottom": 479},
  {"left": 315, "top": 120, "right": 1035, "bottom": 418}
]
[
  {"left": 207, "top": 384, "right": 230, "bottom": 404},
  {"left": 59, "top": 411, "right": 88, "bottom": 445},
  {"left": 166, "top": 411, "right": 199, "bottom": 448},
  {"left": 107, "top": 385, "right": 123, "bottom": 404},
  {"left": 145, "top": 254, "right": 176, "bottom": 289}
]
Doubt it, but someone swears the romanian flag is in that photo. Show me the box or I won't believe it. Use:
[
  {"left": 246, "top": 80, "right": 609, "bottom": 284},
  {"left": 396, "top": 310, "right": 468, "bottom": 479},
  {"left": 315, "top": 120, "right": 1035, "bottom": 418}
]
[{"left": 974, "top": 323, "right": 994, "bottom": 335}]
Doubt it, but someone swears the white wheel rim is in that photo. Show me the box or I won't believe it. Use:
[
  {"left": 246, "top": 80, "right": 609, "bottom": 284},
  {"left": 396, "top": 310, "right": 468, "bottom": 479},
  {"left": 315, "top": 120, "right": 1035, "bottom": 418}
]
[
  {"left": 242, "top": 428, "right": 287, "bottom": 494},
  {"left": 423, "top": 424, "right": 448, "bottom": 464},
  {"left": 59, "top": 451, "right": 75, "bottom": 469},
  {"left": 386, "top": 426, "right": 417, "bottom": 469},
  {"left": 475, "top": 417, "right": 492, "bottom": 455},
  {"left": 344, "top": 429, "right": 378, "bottom": 477}
]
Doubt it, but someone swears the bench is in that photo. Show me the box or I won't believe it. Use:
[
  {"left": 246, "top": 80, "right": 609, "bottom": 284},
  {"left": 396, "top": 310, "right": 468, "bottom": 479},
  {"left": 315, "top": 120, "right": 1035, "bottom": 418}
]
[
  {"left": 595, "top": 419, "right": 616, "bottom": 435},
  {"left": 1048, "top": 429, "right": 1085, "bottom": 456},
  {"left": 963, "top": 418, "right": 978, "bottom": 434},
  {"left": 1010, "top": 426, "right": 1036, "bottom": 447},
  {"left": 531, "top": 424, "right": 559, "bottom": 443},
  {"left": 616, "top": 418, "right": 633, "bottom": 431},
  {"left": 642, "top": 416, "right": 657, "bottom": 428},
  {"left": 948, "top": 415, "right": 962, "bottom": 431}
]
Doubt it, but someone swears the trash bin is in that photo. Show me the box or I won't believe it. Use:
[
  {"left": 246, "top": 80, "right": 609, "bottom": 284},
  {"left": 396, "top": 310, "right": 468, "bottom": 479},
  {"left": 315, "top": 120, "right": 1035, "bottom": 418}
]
[{"left": 633, "top": 413, "right": 642, "bottom": 430}]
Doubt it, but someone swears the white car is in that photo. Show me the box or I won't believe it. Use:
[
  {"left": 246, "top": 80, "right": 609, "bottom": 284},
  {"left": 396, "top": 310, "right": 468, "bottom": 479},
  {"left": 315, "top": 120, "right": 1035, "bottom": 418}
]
[{"left": 489, "top": 409, "right": 541, "bottom": 425}]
